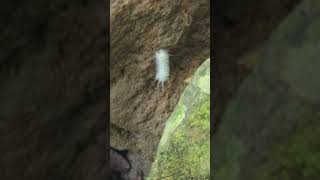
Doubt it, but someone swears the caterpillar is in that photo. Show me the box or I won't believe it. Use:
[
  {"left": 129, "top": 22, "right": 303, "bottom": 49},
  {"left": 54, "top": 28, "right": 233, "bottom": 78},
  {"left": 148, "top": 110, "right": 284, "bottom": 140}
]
[{"left": 154, "top": 49, "right": 170, "bottom": 89}]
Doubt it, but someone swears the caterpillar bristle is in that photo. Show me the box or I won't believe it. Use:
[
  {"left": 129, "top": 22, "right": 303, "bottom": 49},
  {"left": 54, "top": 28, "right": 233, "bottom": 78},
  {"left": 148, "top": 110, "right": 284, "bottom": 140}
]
[{"left": 154, "top": 49, "right": 170, "bottom": 89}]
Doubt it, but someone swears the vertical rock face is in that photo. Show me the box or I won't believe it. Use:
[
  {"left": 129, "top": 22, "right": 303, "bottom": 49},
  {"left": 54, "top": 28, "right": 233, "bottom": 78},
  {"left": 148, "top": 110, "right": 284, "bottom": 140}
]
[
  {"left": 110, "top": 0, "right": 210, "bottom": 169},
  {"left": 214, "top": 0, "right": 320, "bottom": 179},
  {"left": 0, "top": 0, "right": 107, "bottom": 179}
]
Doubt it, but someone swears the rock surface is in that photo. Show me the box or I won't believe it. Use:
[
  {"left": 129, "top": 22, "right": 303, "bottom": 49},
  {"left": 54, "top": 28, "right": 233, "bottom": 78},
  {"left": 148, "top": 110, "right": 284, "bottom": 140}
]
[
  {"left": 213, "top": 0, "right": 320, "bottom": 179},
  {"left": 147, "top": 58, "right": 210, "bottom": 180},
  {"left": 213, "top": 0, "right": 301, "bottom": 127},
  {"left": 0, "top": 0, "right": 107, "bottom": 179},
  {"left": 110, "top": 0, "right": 210, "bottom": 172}
]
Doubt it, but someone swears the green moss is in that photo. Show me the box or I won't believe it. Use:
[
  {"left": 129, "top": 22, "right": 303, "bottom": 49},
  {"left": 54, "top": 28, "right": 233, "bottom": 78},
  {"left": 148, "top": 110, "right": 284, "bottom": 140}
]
[
  {"left": 275, "top": 118, "right": 320, "bottom": 179},
  {"left": 148, "top": 58, "right": 210, "bottom": 179},
  {"left": 249, "top": 111, "right": 320, "bottom": 180},
  {"left": 158, "top": 103, "right": 187, "bottom": 149},
  {"left": 148, "top": 100, "right": 210, "bottom": 179},
  {"left": 192, "top": 58, "right": 210, "bottom": 95},
  {"left": 214, "top": 135, "right": 244, "bottom": 180},
  {"left": 282, "top": 43, "right": 320, "bottom": 103}
]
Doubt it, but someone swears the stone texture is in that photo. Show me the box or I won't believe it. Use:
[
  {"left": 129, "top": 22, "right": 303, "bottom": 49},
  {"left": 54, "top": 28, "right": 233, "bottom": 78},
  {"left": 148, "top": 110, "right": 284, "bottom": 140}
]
[
  {"left": 213, "top": 0, "right": 320, "bottom": 179},
  {"left": 213, "top": 0, "right": 301, "bottom": 127},
  {"left": 0, "top": 0, "right": 107, "bottom": 179},
  {"left": 110, "top": 0, "right": 210, "bottom": 174}
]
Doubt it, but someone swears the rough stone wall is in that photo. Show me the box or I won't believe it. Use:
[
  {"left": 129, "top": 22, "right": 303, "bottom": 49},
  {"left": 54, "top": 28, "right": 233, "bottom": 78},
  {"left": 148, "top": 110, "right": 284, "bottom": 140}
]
[
  {"left": 110, "top": 0, "right": 210, "bottom": 165},
  {"left": 0, "top": 0, "right": 107, "bottom": 179}
]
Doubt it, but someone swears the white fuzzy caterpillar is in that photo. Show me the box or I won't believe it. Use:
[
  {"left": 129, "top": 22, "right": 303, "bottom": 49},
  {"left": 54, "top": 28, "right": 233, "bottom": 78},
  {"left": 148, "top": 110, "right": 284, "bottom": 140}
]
[{"left": 155, "top": 49, "right": 170, "bottom": 89}]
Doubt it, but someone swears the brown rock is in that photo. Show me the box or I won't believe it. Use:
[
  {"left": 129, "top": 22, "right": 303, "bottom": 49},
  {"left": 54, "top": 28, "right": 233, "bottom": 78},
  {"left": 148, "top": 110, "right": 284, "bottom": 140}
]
[
  {"left": 110, "top": 0, "right": 210, "bottom": 174},
  {"left": 0, "top": 0, "right": 107, "bottom": 179},
  {"left": 110, "top": 0, "right": 210, "bottom": 173}
]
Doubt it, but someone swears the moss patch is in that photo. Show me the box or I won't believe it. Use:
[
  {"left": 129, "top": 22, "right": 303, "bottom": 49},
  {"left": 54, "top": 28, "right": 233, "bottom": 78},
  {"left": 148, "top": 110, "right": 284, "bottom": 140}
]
[
  {"left": 147, "top": 58, "right": 210, "bottom": 179},
  {"left": 148, "top": 100, "right": 210, "bottom": 179}
]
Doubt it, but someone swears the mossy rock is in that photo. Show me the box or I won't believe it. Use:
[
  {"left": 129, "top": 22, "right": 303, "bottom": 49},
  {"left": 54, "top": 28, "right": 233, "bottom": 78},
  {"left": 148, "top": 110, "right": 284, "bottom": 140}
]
[
  {"left": 147, "top": 58, "right": 210, "bottom": 180},
  {"left": 213, "top": 0, "right": 320, "bottom": 179}
]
